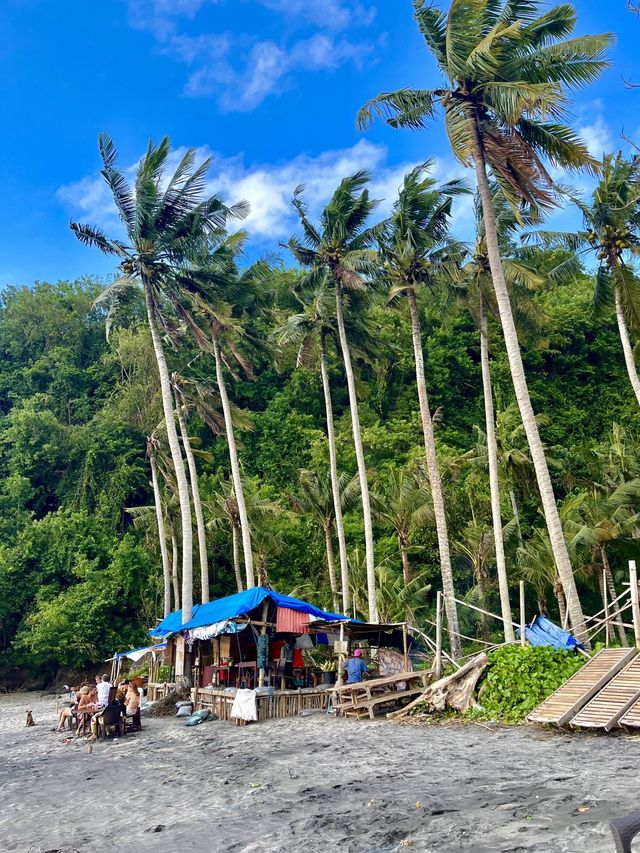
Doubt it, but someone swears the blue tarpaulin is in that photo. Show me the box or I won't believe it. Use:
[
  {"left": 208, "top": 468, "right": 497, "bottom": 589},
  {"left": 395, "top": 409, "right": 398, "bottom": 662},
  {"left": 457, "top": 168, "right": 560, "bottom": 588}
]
[
  {"left": 520, "top": 614, "right": 584, "bottom": 650},
  {"left": 150, "top": 586, "right": 349, "bottom": 637}
]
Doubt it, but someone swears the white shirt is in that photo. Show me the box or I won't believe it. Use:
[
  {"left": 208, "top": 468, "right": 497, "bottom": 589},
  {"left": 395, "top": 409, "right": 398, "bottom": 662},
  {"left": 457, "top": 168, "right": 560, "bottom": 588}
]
[{"left": 97, "top": 681, "right": 111, "bottom": 705}]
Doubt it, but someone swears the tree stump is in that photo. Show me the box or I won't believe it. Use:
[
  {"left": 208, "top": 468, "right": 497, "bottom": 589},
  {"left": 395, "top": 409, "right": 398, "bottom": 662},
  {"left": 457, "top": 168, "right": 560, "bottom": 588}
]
[{"left": 388, "top": 653, "right": 488, "bottom": 720}]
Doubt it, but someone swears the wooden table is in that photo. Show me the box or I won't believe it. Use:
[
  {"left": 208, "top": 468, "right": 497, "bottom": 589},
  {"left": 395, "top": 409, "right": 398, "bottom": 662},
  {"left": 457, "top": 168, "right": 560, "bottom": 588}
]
[{"left": 332, "top": 669, "right": 433, "bottom": 720}]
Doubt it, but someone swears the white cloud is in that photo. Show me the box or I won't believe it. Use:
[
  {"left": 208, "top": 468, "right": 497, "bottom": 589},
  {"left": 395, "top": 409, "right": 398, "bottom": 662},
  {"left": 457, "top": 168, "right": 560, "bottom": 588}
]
[
  {"left": 125, "top": 0, "right": 381, "bottom": 110},
  {"left": 577, "top": 115, "right": 613, "bottom": 158},
  {"left": 57, "top": 141, "right": 476, "bottom": 248}
]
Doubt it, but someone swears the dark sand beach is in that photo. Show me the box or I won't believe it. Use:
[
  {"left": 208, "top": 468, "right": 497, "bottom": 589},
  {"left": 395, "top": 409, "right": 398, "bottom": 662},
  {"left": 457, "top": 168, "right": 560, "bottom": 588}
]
[{"left": 0, "top": 691, "right": 636, "bottom": 852}]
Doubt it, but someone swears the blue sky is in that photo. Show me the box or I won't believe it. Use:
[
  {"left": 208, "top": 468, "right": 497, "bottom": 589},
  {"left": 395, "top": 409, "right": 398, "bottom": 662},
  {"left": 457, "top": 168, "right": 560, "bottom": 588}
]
[{"left": 1, "top": 0, "right": 639, "bottom": 286}]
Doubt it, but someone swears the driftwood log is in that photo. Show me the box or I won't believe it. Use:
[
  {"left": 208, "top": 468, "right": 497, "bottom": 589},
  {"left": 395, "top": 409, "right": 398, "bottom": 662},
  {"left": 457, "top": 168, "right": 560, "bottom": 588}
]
[{"left": 388, "top": 653, "right": 488, "bottom": 720}]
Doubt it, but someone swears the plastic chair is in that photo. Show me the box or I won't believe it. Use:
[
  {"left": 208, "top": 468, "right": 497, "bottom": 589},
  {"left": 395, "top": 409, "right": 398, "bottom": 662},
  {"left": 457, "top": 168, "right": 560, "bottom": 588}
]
[
  {"left": 610, "top": 810, "right": 640, "bottom": 852},
  {"left": 97, "top": 703, "right": 124, "bottom": 738}
]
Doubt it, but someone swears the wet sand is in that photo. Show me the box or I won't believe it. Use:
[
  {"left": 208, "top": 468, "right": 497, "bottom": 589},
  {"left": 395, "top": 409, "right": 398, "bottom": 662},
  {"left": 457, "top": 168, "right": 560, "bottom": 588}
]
[{"left": 0, "top": 691, "right": 636, "bottom": 852}]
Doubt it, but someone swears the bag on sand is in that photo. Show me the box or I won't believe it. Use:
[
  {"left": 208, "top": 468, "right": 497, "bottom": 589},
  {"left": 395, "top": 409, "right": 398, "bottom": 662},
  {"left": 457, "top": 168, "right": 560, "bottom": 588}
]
[{"left": 184, "top": 709, "right": 217, "bottom": 726}]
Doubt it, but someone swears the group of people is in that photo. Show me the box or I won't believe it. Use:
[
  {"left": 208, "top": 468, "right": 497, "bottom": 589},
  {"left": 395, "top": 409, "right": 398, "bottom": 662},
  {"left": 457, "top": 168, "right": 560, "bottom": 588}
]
[{"left": 55, "top": 673, "right": 140, "bottom": 736}]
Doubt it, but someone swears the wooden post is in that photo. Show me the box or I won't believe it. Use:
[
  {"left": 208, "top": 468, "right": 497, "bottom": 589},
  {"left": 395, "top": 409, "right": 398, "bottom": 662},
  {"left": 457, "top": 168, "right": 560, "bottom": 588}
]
[
  {"left": 335, "top": 622, "right": 346, "bottom": 687},
  {"left": 630, "top": 560, "right": 640, "bottom": 649},
  {"left": 603, "top": 566, "right": 610, "bottom": 648},
  {"left": 402, "top": 623, "right": 408, "bottom": 672},
  {"left": 258, "top": 600, "right": 269, "bottom": 688},
  {"left": 519, "top": 581, "right": 526, "bottom": 648},
  {"left": 435, "top": 591, "right": 443, "bottom": 680}
]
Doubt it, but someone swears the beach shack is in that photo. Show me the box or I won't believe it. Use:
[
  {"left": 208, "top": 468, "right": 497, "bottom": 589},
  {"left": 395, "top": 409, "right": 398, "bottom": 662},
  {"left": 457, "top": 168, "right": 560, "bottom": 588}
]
[{"left": 148, "top": 587, "right": 354, "bottom": 721}]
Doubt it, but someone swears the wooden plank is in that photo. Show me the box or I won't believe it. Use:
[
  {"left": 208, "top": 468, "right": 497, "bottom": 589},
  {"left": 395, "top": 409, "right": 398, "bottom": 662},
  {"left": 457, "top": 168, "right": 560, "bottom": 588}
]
[
  {"left": 571, "top": 656, "right": 640, "bottom": 730},
  {"left": 527, "top": 647, "right": 637, "bottom": 726}
]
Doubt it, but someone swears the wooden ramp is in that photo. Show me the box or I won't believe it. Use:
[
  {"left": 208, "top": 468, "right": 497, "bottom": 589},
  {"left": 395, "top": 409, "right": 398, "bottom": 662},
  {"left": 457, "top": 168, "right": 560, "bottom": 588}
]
[
  {"left": 571, "top": 655, "right": 640, "bottom": 731},
  {"left": 527, "top": 647, "right": 636, "bottom": 726},
  {"left": 618, "top": 691, "right": 640, "bottom": 729}
]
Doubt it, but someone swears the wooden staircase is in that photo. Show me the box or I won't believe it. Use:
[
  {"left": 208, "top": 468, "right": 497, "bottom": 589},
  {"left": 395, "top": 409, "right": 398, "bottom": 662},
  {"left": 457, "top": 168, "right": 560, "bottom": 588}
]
[{"left": 527, "top": 647, "right": 637, "bottom": 726}]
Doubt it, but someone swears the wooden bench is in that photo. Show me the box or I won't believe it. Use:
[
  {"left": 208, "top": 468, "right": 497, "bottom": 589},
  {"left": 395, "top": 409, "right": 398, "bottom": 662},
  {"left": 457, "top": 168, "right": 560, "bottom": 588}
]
[{"left": 333, "top": 669, "right": 433, "bottom": 720}]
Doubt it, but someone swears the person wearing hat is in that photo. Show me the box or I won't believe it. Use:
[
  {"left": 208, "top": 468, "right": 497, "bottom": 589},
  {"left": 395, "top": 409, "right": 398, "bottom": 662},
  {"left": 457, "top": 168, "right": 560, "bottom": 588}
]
[{"left": 343, "top": 647, "right": 369, "bottom": 684}]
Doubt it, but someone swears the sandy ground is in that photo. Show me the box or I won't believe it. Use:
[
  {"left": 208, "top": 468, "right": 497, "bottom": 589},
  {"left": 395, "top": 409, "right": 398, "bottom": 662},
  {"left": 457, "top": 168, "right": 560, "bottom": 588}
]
[{"left": 0, "top": 692, "right": 638, "bottom": 853}]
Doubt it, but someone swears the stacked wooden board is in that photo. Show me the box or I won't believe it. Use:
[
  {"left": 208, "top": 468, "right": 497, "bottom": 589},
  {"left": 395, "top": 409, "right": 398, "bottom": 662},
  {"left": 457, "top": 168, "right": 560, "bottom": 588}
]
[{"left": 527, "top": 647, "right": 637, "bottom": 726}]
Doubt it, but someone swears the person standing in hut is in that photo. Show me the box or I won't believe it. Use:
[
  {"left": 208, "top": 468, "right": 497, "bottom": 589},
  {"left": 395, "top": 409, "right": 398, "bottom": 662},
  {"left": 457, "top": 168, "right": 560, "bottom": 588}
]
[
  {"left": 281, "top": 637, "right": 296, "bottom": 687},
  {"left": 344, "top": 648, "right": 368, "bottom": 684}
]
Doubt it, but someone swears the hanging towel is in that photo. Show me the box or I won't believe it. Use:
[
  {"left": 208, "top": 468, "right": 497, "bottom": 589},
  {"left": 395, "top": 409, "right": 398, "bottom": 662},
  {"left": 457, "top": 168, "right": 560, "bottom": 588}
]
[
  {"left": 231, "top": 689, "right": 258, "bottom": 722},
  {"left": 257, "top": 634, "right": 270, "bottom": 670}
]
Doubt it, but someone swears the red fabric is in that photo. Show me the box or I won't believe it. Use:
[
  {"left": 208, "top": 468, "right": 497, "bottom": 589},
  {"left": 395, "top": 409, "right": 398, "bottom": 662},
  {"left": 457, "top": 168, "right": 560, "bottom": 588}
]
[
  {"left": 275, "top": 606, "right": 311, "bottom": 633},
  {"left": 293, "top": 648, "right": 303, "bottom": 668}
]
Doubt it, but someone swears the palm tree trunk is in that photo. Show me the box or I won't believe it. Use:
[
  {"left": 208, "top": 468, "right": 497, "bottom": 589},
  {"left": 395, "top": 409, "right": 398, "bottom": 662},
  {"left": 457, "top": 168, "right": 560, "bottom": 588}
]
[
  {"left": 479, "top": 294, "right": 515, "bottom": 642},
  {"left": 509, "top": 488, "right": 523, "bottom": 547},
  {"left": 324, "top": 522, "right": 340, "bottom": 613},
  {"left": 320, "top": 332, "right": 349, "bottom": 614},
  {"left": 212, "top": 334, "right": 254, "bottom": 589},
  {"left": 231, "top": 523, "right": 243, "bottom": 593},
  {"left": 602, "top": 545, "right": 628, "bottom": 646},
  {"left": 334, "top": 280, "right": 378, "bottom": 622},
  {"left": 149, "top": 444, "right": 172, "bottom": 617},
  {"left": 476, "top": 571, "right": 490, "bottom": 642},
  {"left": 398, "top": 530, "right": 411, "bottom": 586},
  {"left": 615, "top": 285, "right": 640, "bottom": 407},
  {"left": 555, "top": 581, "right": 567, "bottom": 629},
  {"left": 468, "top": 119, "right": 588, "bottom": 647},
  {"left": 406, "top": 288, "right": 460, "bottom": 657},
  {"left": 175, "top": 395, "right": 209, "bottom": 604},
  {"left": 171, "top": 530, "right": 180, "bottom": 612},
  {"left": 143, "top": 281, "right": 193, "bottom": 623}
]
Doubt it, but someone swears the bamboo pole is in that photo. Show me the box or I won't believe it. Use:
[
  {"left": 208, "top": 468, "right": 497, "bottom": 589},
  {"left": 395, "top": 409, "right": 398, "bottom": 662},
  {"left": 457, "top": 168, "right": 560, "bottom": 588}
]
[
  {"left": 603, "top": 567, "right": 610, "bottom": 647},
  {"left": 402, "top": 623, "right": 408, "bottom": 672},
  {"left": 435, "top": 591, "right": 443, "bottom": 680},
  {"left": 258, "top": 601, "right": 269, "bottom": 688},
  {"left": 519, "top": 581, "right": 526, "bottom": 648},
  {"left": 451, "top": 596, "right": 519, "bottom": 628},
  {"left": 630, "top": 561, "right": 640, "bottom": 649}
]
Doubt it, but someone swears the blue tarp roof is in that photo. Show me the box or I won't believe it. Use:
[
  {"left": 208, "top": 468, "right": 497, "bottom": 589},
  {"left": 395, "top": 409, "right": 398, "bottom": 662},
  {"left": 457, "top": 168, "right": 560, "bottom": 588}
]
[
  {"left": 150, "top": 587, "right": 349, "bottom": 637},
  {"left": 519, "top": 614, "right": 584, "bottom": 650}
]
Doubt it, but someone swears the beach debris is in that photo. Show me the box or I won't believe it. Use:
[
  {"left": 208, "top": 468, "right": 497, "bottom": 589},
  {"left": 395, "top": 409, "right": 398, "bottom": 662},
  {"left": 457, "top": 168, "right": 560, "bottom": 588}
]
[
  {"left": 388, "top": 654, "right": 489, "bottom": 720},
  {"left": 25, "top": 710, "right": 35, "bottom": 726},
  {"left": 150, "top": 688, "right": 190, "bottom": 717},
  {"left": 87, "top": 744, "right": 93, "bottom": 754},
  {"left": 144, "top": 825, "right": 166, "bottom": 833}
]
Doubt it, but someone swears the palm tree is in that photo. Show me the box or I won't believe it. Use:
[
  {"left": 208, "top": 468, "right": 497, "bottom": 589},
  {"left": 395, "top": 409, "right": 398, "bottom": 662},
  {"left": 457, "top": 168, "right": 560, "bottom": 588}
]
[
  {"left": 376, "top": 164, "right": 466, "bottom": 653},
  {"left": 172, "top": 377, "right": 210, "bottom": 604},
  {"left": 71, "top": 135, "right": 247, "bottom": 623},
  {"left": 291, "top": 469, "right": 359, "bottom": 612},
  {"left": 288, "top": 173, "right": 380, "bottom": 622},
  {"left": 205, "top": 479, "right": 244, "bottom": 593},
  {"left": 530, "top": 153, "right": 640, "bottom": 406},
  {"left": 455, "top": 189, "right": 544, "bottom": 641},
  {"left": 358, "top": 1, "right": 612, "bottom": 645},
  {"left": 274, "top": 283, "right": 352, "bottom": 613},
  {"left": 372, "top": 466, "right": 433, "bottom": 587},
  {"left": 147, "top": 435, "right": 172, "bottom": 617}
]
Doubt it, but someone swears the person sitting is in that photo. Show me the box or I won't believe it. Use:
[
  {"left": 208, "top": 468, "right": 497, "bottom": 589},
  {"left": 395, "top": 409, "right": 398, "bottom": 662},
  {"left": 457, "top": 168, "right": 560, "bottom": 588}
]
[
  {"left": 115, "top": 680, "right": 128, "bottom": 705},
  {"left": 344, "top": 648, "right": 369, "bottom": 684},
  {"left": 74, "top": 686, "right": 97, "bottom": 736},
  {"left": 55, "top": 689, "right": 79, "bottom": 732},
  {"left": 96, "top": 674, "right": 112, "bottom": 707},
  {"left": 125, "top": 682, "right": 140, "bottom": 716}
]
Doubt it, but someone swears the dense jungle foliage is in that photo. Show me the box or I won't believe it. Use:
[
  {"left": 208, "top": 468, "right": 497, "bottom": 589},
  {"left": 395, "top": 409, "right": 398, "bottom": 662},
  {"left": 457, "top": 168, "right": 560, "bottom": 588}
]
[{"left": 0, "top": 262, "right": 636, "bottom": 680}]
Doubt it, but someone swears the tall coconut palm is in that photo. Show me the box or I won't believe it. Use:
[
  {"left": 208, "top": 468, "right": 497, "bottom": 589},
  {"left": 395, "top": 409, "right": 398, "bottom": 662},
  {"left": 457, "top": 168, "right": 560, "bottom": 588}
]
[
  {"left": 376, "top": 164, "right": 466, "bottom": 653},
  {"left": 291, "top": 469, "right": 360, "bottom": 612},
  {"left": 274, "top": 284, "right": 352, "bottom": 613},
  {"left": 529, "top": 153, "right": 640, "bottom": 406},
  {"left": 455, "top": 189, "right": 544, "bottom": 641},
  {"left": 71, "top": 134, "right": 247, "bottom": 623},
  {"left": 357, "top": 0, "right": 612, "bottom": 645},
  {"left": 172, "top": 377, "right": 210, "bottom": 604},
  {"left": 288, "top": 173, "right": 380, "bottom": 622},
  {"left": 147, "top": 435, "right": 172, "bottom": 617}
]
